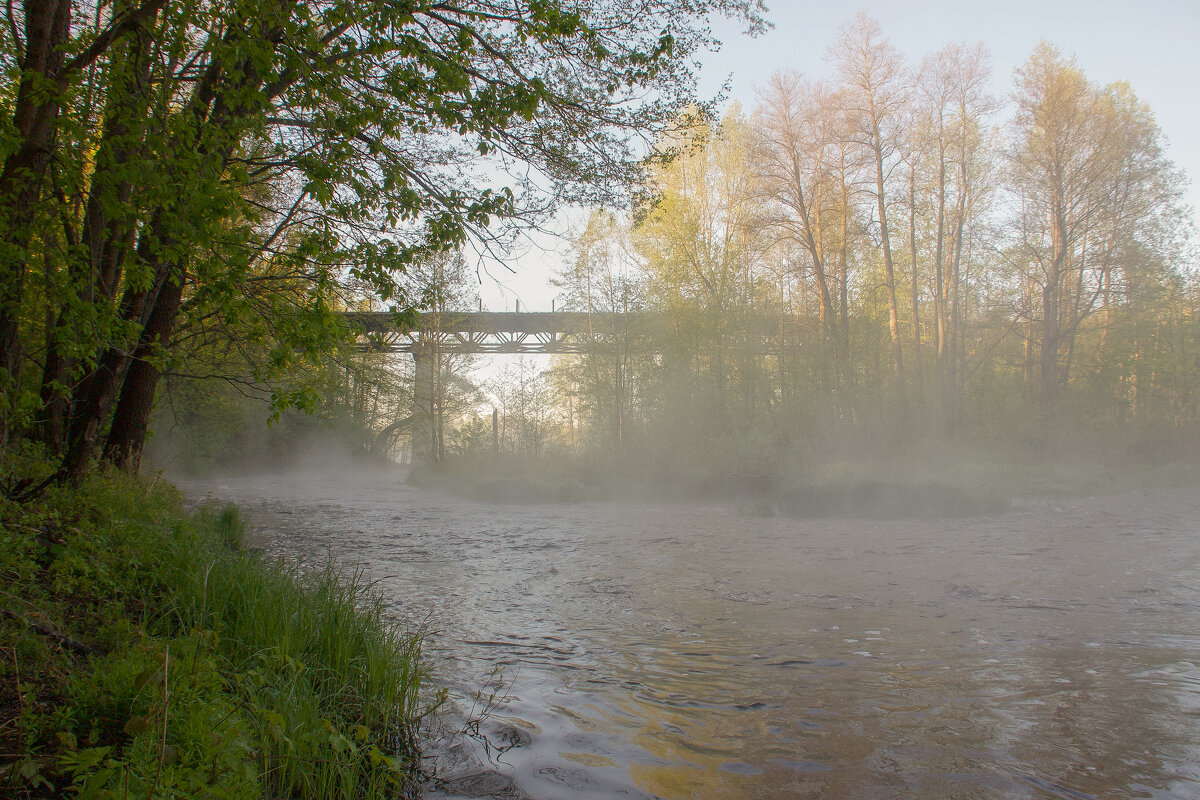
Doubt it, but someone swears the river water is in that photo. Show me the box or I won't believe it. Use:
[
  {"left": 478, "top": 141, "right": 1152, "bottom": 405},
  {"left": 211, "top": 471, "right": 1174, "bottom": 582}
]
[{"left": 180, "top": 471, "right": 1200, "bottom": 799}]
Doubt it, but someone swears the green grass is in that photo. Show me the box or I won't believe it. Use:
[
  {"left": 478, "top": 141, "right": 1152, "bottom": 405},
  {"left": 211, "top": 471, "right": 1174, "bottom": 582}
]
[{"left": 0, "top": 469, "right": 433, "bottom": 799}]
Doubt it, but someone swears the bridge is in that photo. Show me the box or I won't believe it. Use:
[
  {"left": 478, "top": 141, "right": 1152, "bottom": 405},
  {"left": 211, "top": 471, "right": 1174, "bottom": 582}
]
[
  {"left": 346, "top": 310, "right": 658, "bottom": 355},
  {"left": 343, "top": 310, "right": 798, "bottom": 461},
  {"left": 344, "top": 310, "right": 792, "bottom": 355}
]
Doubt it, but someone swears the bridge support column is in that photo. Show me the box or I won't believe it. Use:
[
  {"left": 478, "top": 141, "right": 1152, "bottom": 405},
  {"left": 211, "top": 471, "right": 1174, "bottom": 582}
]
[{"left": 411, "top": 347, "right": 436, "bottom": 463}]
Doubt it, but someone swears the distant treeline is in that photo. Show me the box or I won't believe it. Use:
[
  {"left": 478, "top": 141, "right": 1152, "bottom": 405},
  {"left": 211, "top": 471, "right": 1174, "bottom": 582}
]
[{"left": 465, "top": 20, "right": 1198, "bottom": 470}]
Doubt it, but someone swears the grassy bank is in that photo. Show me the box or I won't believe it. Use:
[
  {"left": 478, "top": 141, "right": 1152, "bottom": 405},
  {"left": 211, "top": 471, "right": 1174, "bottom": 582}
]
[{"left": 0, "top": 470, "right": 431, "bottom": 799}]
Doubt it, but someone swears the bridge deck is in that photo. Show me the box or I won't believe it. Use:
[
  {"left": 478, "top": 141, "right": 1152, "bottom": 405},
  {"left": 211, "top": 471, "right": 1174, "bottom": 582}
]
[{"left": 343, "top": 311, "right": 795, "bottom": 354}]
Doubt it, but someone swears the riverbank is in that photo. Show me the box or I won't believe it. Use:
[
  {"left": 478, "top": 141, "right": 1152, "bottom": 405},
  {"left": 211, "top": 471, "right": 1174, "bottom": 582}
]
[
  {"left": 0, "top": 469, "right": 430, "bottom": 799},
  {"left": 407, "top": 449, "right": 1200, "bottom": 518}
]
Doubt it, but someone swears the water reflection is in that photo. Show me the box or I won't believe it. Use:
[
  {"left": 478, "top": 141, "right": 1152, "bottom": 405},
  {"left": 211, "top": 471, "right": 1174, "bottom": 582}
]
[{"left": 180, "top": 475, "right": 1200, "bottom": 799}]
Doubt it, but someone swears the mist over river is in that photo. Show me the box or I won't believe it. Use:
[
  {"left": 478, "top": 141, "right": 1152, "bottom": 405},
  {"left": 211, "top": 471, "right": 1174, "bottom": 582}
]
[{"left": 179, "top": 472, "right": 1200, "bottom": 799}]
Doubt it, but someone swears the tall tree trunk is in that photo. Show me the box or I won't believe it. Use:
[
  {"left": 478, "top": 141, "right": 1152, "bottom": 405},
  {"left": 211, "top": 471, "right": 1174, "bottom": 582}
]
[
  {"left": 948, "top": 155, "right": 969, "bottom": 422},
  {"left": 791, "top": 177, "right": 836, "bottom": 390},
  {"left": 934, "top": 142, "right": 948, "bottom": 419},
  {"left": 0, "top": 0, "right": 72, "bottom": 425},
  {"left": 54, "top": 253, "right": 169, "bottom": 486},
  {"left": 103, "top": 273, "right": 185, "bottom": 471},
  {"left": 872, "top": 138, "right": 906, "bottom": 404},
  {"left": 837, "top": 147, "right": 852, "bottom": 394},
  {"left": 37, "top": 337, "right": 71, "bottom": 451},
  {"left": 1041, "top": 205, "right": 1068, "bottom": 409},
  {"left": 1023, "top": 279, "right": 1035, "bottom": 397},
  {"left": 1040, "top": 272, "right": 1060, "bottom": 408},
  {"left": 908, "top": 162, "right": 922, "bottom": 405},
  {"left": 39, "top": 17, "right": 156, "bottom": 452}
]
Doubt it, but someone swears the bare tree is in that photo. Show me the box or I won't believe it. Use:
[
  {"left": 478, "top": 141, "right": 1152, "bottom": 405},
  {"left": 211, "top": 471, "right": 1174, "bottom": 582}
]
[
  {"left": 757, "top": 72, "right": 844, "bottom": 388},
  {"left": 832, "top": 13, "right": 911, "bottom": 403},
  {"left": 916, "top": 41, "right": 996, "bottom": 422}
]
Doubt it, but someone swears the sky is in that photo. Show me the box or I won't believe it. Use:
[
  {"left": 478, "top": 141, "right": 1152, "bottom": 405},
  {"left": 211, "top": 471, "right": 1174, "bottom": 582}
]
[{"left": 473, "top": 0, "right": 1200, "bottom": 313}]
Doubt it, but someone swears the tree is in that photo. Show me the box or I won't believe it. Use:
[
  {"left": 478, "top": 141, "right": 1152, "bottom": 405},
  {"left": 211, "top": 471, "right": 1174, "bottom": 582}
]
[
  {"left": 757, "top": 72, "right": 846, "bottom": 390},
  {"left": 409, "top": 250, "right": 479, "bottom": 463},
  {"left": 1008, "top": 43, "right": 1187, "bottom": 410},
  {"left": 636, "top": 108, "right": 768, "bottom": 427},
  {"left": 913, "top": 41, "right": 997, "bottom": 422},
  {"left": 488, "top": 357, "right": 557, "bottom": 457},
  {"left": 0, "top": 0, "right": 767, "bottom": 486},
  {"left": 832, "top": 12, "right": 910, "bottom": 401},
  {"left": 553, "top": 209, "right": 646, "bottom": 451},
  {"left": 0, "top": 1, "right": 168, "bottom": 443}
]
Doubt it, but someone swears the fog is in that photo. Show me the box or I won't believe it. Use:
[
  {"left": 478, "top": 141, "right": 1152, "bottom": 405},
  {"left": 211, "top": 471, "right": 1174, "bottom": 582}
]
[
  {"left": 171, "top": 444, "right": 1200, "bottom": 799},
  {"left": 152, "top": 10, "right": 1200, "bottom": 796},
  {"left": 154, "top": 192, "right": 1200, "bottom": 797},
  {"left": 159, "top": 358, "right": 1200, "bottom": 799}
]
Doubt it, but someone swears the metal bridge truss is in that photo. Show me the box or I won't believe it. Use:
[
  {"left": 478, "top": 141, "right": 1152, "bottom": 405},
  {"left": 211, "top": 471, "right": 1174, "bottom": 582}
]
[{"left": 343, "top": 311, "right": 795, "bottom": 356}]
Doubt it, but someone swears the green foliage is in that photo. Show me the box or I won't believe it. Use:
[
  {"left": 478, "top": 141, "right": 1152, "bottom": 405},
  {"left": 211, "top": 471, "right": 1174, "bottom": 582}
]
[
  {"left": 0, "top": 469, "right": 430, "bottom": 799},
  {"left": 0, "top": 0, "right": 768, "bottom": 479},
  {"left": 215, "top": 504, "right": 242, "bottom": 550}
]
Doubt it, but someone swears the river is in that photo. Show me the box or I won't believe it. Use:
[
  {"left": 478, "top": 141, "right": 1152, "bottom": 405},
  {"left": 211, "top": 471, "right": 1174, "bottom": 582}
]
[{"left": 179, "top": 471, "right": 1200, "bottom": 799}]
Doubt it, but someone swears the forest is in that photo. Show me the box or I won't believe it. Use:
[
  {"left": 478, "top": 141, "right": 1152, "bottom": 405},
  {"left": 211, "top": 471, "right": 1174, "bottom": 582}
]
[
  {"left": 259, "top": 17, "right": 1199, "bottom": 496},
  {"left": 0, "top": 0, "right": 766, "bottom": 491},
  {"left": 0, "top": 2, "right": 1194, "bottom": 493}
]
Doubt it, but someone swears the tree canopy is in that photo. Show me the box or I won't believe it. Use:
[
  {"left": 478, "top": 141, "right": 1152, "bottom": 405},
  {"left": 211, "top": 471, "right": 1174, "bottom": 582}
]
[{"left": 0, "top": 0, "right": 765, "bottom": 485}]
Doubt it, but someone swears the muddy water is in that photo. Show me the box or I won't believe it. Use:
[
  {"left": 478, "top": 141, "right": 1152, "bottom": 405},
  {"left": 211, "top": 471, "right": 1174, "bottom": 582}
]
[{"left": 181, "top": 472, "right": 1200, "bottom": 799}]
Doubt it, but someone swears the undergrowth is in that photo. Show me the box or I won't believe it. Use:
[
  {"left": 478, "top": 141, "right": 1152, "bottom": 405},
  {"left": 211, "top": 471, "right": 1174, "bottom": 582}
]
[{"left": 0, "top": 469, "right": 433, "bottom": 799}]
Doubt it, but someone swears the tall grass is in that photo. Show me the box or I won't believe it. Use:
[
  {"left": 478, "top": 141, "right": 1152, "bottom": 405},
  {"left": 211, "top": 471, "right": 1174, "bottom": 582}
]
[
  {"left": 171, "top": 544, "right": 426, "bottom": 797},
  {"left": 1, "top": 471, "right": 431, "bottom": 799}
]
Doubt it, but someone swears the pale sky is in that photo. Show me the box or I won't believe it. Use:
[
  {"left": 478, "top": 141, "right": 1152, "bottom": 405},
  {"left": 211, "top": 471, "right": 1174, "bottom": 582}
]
[{"left": 476, "top": 0, "right": 1200, "bottom": 313}]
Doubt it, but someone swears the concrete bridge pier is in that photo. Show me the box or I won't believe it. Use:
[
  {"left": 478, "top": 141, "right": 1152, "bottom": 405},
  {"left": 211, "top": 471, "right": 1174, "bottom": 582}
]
[{"left": 410, "top": 346, "right": 436, "bottom": 463}]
